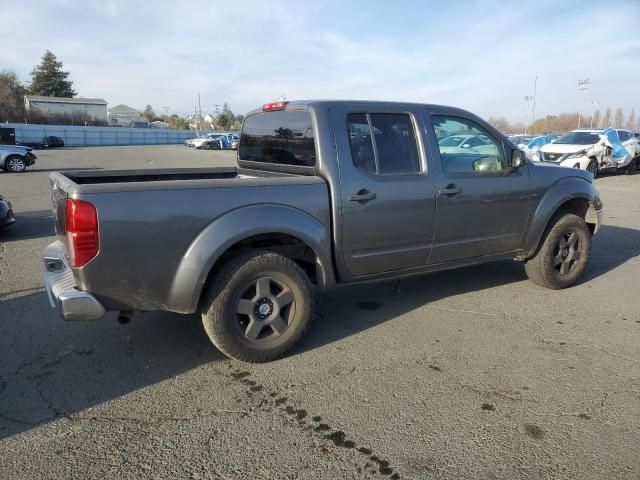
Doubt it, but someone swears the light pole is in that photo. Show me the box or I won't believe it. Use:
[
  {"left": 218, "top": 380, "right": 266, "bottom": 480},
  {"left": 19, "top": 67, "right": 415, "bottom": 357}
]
[
  {"left": 577, "top": 78, "right": 590, "bottom": 128},
  {"left": 523, "top": 75, "right": 538, "bottom": 134}
]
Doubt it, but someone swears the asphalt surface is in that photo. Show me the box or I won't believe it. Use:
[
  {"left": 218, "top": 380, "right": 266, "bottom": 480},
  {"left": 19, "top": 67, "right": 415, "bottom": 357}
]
[{"left": 0, "top": 145, "right": 639, "bottom": 479}]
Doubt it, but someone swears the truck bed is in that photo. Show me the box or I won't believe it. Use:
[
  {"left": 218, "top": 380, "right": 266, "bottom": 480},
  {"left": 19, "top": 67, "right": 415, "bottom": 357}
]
[{"left": 49, "top": 167, "right": 331, "bottom": 313}]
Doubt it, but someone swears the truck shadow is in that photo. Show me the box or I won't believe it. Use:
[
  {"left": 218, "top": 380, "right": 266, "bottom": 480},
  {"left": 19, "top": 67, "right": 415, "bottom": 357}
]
[
  {"left": 296, "top": 224, "right": 640, "bottom": 355},
  {"left": 0, "top": 210, "right": 55, "bottom": 242},
  {"left": 0, "top": 225, "right": 637, "bottom": 439},
  {"left": 0, "top": 293, "right": 223, "bottom": 439}
]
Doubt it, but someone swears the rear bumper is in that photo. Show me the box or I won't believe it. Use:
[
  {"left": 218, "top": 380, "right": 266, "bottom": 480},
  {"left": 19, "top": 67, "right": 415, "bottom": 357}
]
[{"left": 43, "top": 240, "right": 106, "bottom": 321}]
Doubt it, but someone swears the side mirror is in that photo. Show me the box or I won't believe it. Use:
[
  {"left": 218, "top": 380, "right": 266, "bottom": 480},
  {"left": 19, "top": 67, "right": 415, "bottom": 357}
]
[{"left": 512, "top": 149, "right": 526, "bottom": 169}]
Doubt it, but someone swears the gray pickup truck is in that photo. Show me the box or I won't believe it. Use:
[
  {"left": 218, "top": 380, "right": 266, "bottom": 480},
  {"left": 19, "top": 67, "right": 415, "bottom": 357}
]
[{"left": 43, "top": 100, "right": 603, "bottom": 362}]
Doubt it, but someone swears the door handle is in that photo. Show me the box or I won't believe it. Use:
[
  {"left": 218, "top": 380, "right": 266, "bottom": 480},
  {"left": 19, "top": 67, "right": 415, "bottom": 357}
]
[
  {"left": 438, "top": 184, "right": 462, "bottom": 197},
  {"left": 348, "top": 189, "right": 376, "bottom": 203}
]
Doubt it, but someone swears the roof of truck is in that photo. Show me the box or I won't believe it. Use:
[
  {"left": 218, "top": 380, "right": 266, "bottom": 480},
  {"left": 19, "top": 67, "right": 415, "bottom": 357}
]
[{"left": 246, "top": 99, "right": 470, "bottom": 117}]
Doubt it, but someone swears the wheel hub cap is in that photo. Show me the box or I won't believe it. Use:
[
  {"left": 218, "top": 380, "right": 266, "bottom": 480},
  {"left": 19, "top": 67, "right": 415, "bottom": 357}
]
[
  {"left": 254, "top": 298, "right": 273, "bottom": 319},
  {"left": 562, "top": 248, "right": 569, "bottom": 258}
]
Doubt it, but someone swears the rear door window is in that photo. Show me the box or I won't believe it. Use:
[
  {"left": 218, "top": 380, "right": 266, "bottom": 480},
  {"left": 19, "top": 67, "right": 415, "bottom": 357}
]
[
  {"left": 239, "top": 110, "right": 316, "bottom": 167},
  {"left": 347, "top": 113, "right": 420, "bottom": 175}
]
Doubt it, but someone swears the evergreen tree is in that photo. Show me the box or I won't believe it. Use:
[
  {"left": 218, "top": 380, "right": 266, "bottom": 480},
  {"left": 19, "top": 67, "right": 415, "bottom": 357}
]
[
  {"left": 143, "top": 104, "right": 155, "bottom": 121},
  {"left": 28, "top": 50, "right": 76, "bottom": 97}
]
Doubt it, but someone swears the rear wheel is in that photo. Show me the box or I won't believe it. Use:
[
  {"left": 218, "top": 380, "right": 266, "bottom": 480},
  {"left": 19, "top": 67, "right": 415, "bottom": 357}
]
[
  {"left": 5, "top": 156, "right": 26, "bottom": 173},
  {"left": 201, "top": 251, "right": 314, "bottom": 362},
  {"left": 524, "top": 213, "right": 591, "bottom": 289},
  {"left": 586, "top": 158, "right": 598, "bottom": 178}
]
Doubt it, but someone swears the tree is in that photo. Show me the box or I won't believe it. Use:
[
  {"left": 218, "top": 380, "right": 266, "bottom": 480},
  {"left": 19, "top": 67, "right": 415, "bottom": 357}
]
[
  {"left": 614, "top": 107, "right": 624, "bottom": 128},
  {"left": 591, "top": 110, "right": 601, "bottom": 129},
  {"left": 216, "top": 102, "right": 235, "bottom": 130},
  {"left": 28, "top": 50, "right": 76, "bottom": 97},
  {"left": 0, "top": 71, "right": 27, "bottom": 122},
  {"left": 625, "top": 109, "right": 635, "bottom": 130},
  {"left": 143, "top": 104, "right": 155, "bottom": 121},
  {"left": 601, "top": 108, "right": 611, "bottom": 128}
]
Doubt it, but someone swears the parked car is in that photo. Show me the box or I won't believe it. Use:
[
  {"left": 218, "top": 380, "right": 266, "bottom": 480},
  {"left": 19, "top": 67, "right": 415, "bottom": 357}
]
[
  {"left": 513, "top": 134, "right": 556, "bottom": 162},
  {"left": 539, "top": 128, "right": 638, "bottom": 176},
  {"left": 0, "top": 145, "right": 37, "bottom": 173},
  {"left": 43, "top": 100, "right": 603, "bottom": 362},
  {"left": 230, "top": 134, "right": 240, "bottom": 150},
  {"left": 0, "top": 194, "right": 16, "bottom": 228},
  {"left": 199, "top": 133, "right": 237, "bottom": 150},
  {"left": 507, "top": 135, "right": 534, "bottom": 147},
  {"left": 18, "top": 136, "right": 64, "bottom": 149},
  {"left": 437, "top": 133, "right": 496, "bottom": 155}
]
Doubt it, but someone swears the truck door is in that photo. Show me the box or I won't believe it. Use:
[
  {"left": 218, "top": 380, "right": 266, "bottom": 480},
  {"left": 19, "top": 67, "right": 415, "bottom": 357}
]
[
  {"left": 330, "top": 105, "right": 436, "bottom": 278},
  {"left": 424, "top": 114, "right": 531, "bottom": 264}
]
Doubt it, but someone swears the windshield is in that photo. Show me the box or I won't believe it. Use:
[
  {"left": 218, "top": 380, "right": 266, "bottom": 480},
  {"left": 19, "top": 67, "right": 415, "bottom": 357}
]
[
  {"left": 554, "top": 131, "right": 600, "bottom": 145},
  {"left": 438, "top": 136, "right": 466, "bottom": 147}
]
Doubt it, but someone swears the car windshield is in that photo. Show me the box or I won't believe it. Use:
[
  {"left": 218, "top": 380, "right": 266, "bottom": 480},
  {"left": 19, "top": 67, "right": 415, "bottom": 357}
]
[
  {"left": 554, "top": 131, "right": 600, "bottom": 145},
  {"left": 438, "top": 136, "right": 466, "bottom": 147}
]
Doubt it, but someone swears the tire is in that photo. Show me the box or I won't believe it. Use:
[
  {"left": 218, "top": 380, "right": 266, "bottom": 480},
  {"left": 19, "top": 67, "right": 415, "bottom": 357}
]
[
  {"left": 626, "top": 158, "right": 637, "bottom": 175},
  {"left": 586, "top": 158, "right": 598, "bottom": 178},
  {"left": 202, "top": 143, "right": 212, "bottom": 150},
  {"left": 524, "top": 213, "right": 591, "bottom": 290},
  {"left": 201, "top": 251, "right": 314, "bottom": 362},
  {"left": 5, "top": 156, "right": 26, "bottom": 173}
]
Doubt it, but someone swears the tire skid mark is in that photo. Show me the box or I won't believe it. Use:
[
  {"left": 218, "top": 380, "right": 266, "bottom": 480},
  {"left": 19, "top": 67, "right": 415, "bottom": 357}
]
[{"left": 227, "top": 367, "right": 401, "bottom": 478}]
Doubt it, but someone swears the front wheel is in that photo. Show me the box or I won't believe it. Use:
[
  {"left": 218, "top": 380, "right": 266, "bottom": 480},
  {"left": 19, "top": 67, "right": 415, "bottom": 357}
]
[
  {"left": 201, "top": 251, "right": 314, "bottom": 362},
  {"left": 5, "top": 156, "right": 26, "bottom": 173},
  {"left": 586, "top": 158, "right": 598, "bottom": 178},
  {"left": 524, "top": 213, "right": 591, "bottom": 289}
]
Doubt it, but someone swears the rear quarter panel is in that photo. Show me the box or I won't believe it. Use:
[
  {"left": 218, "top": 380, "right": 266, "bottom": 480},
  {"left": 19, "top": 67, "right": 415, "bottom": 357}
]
[{"left": 70, "top": 177, "right": 330, "bottom": 313}]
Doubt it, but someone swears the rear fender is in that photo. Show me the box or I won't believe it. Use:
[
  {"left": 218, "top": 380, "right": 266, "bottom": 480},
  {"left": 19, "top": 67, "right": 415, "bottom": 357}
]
[{"left": 168, "top": 204, "right": 333, "bottom": 314}]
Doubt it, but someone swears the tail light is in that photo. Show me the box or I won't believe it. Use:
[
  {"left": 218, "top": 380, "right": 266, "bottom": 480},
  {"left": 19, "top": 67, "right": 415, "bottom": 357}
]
[
  {"left": 262, "top": 101, "right": 288, "bottom": 111},
  {"left": 65, "top": 199, "right": 99, "bottom": 267}
]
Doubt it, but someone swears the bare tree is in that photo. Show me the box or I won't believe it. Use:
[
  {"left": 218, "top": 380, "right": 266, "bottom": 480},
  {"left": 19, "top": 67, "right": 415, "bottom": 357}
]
[
  {"left": 614, "top": 107, "right": 624, "bottom": 128},
  {"left": 591, "top": 109, "right": 601, "bottom": 129},
  {"left": 625, "top": 109, "right": 635, "bottom": 130},
  {"left": 601, "top": 108, "right": 612, "bottom": 128}
]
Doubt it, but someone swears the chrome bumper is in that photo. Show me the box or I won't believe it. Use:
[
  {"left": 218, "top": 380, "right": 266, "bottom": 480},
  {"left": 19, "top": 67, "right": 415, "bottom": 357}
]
[{"left": 43, "top": 240, "right": 106, "bottom": 321}]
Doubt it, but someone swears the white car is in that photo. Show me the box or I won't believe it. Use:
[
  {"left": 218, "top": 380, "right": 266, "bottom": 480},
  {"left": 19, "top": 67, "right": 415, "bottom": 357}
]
[
  {"left": 438, "top": 134, "right": 496, "bottom": 155},
  {"left": 191, "top": 133, "right": 222, "bottom": 149},
  {"left": 539, "top": 128, "right": 639, "bottom": 176},
  {"left": 511, "top": 134, "right": 556, "bottom": 162}
]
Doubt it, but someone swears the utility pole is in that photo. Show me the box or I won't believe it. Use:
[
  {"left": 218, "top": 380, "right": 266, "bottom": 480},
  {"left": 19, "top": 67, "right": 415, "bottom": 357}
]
[
  {"left": 197, "top": 93, "right": 202, "bottom": 132},
  {"left": 531, "top": 75, "right": 537, "bottom": 131},
  {"left": 162, "top": 106, "right": 169, "bottom": 117},
  {"left": 577, "top": 78, "right": 590, "bottom": 128}
]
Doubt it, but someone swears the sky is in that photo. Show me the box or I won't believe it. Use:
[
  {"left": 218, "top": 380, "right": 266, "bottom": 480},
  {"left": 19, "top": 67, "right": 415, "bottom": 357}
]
[{"left": 1, "top": 0, "right": 639, "bottom": 123}]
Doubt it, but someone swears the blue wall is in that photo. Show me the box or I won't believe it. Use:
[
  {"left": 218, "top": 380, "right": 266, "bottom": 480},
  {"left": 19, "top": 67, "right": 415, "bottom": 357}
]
[{"left": 4, "top": 123, "right": 199, "bottom": 146}]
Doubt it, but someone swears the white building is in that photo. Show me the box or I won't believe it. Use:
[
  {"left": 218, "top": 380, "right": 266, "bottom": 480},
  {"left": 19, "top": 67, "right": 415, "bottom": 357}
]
[
  {"left": 107, "top": 104, "right": 150, "bottom": 127},
  {"left": 24, "top": 95, "right": 108, "bottom": 121}
]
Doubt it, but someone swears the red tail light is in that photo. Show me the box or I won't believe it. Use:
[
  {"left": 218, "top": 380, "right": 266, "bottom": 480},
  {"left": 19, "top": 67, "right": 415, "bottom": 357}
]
[
  {"left": 65, "top": 199, "right": 99, "bottom": 267},
  {"left": 262, "top": 101, "right": 288, "bottom": 111}
]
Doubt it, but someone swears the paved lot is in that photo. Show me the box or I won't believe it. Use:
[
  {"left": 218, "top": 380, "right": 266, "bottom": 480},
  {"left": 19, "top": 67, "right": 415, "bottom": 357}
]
[{"left": 1, "top": 145, "right": 639, "bottom": 479}]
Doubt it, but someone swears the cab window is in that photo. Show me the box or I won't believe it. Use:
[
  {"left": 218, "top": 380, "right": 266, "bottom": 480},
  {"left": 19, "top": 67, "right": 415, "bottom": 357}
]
[{"left": 347, "top": 113, "right": 420, "bottom": 175}]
